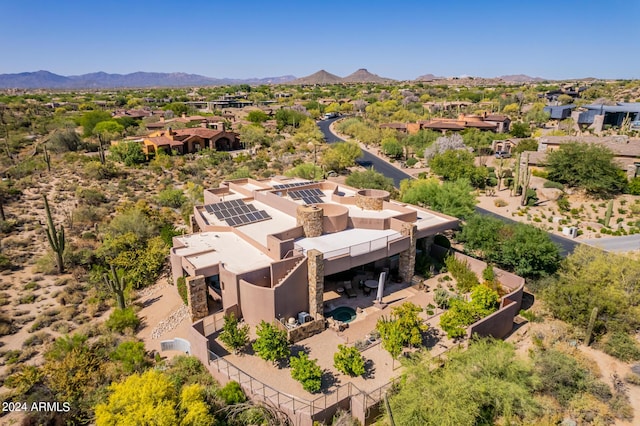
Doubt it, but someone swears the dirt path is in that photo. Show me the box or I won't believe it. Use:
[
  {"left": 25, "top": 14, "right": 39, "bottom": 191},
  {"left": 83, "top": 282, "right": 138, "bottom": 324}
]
[{"left": 579, "top": 345, "right": 640, "bottom": 426}]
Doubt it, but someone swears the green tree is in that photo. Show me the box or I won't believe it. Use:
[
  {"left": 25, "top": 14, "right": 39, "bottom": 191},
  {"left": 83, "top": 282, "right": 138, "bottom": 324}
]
[
  {"left": 381, "top": 137, "right": 403, "bottom": 158},
  {"left": 542, "top": 245, "right": 640, "bottom": 337},
  {"left": 545, "top": 142, "right": 626, "bottom": 198},
  {"left": 163, "top": 102, "right": 190, "bottom": 117},
  {"left": 180, "top": 384, "right": 218, "bottom": 426},
  {"left": 511, "top": 138, "right": 538, "bottom": 154},
  {"left": 93, "top": 120, "right": 125, "bottom": 142},
  {"left": 285, "top": 162, "right": 323, "bottom": 181},
  {"left": 428, "top": 149, "right": 486, "bottom": 185},
  {"left": 333, "top": 345, "right": 366, "bottom": 377},
  {"left": 321, "top": 141, "right": 361, "bottom": 171},
  {"left": 457, "top": 214, "right": 560, "bottom": 278},
  {"left": 376, "top": 317, "right": 403, "bottom": 367},
  {"left": 78, "top": 110, "right": 111, "bottom": 136},
  {"left": 246, "top": 110, "right": 269, "bottom": 123},
  {"left": 289, "top": 353, "right": 323, "bottom": 393},
  {"left": 400, "top": 178, "right": 477, "bottom": 219},
  {"left": 389, "top": 302, "right": 428, "bottom": 348},
  {"left": 252, "top": 321, "right": 290, "bottom": 363},
  {"left": 219, "top": 313, "right": 250, "bottom": 354},
  {"left": 345, "top": 169, "right": 394, "bottom": 191},
  {"left": 239, "top": 124, "right": 270, "bottom": 150},
  {"left": 388, "top": 340, "right": 539, "bottom": 425},
  {"left": 109, "top": 141, "right": 146, "bottom": 166},
  {"left": 510, "top": 122, "right": 531, "bottom": 138}
]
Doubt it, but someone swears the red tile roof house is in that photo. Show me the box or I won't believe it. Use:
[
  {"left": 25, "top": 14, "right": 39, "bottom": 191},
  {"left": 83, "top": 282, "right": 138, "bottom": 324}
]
[
  {"left": 143, "top": 126, "right": 240, "bottom": 155},
  {"left": 416, "top": 113, "right": 511, "bottom": 133}
]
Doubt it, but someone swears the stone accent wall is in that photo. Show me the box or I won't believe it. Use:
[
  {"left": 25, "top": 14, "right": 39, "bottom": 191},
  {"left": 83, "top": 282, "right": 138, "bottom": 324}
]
[
  {"left": 296, "top": 205, "right": 323, "bottom": 238},
  {"left": 355, "top": 193, "right": 383, "bottom": 211},
  {"left": 287, "top": 319, "right": 326, "bottom": 343},
  {"left": 399, "top": 224, "right": 417, "bottom": 283},
  {"left": 186, "top": 275, "right": 208, "bottom": 321},
  {"left": 189, "top": 214, "right": 201, "bottom": 233},
  {"left": 307, "top": 249, "right": 324, "bottom": 319}
]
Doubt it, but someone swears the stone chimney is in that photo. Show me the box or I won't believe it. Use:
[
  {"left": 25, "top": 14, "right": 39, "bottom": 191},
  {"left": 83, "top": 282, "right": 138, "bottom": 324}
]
[{"left": 296, "top": 205, "right": 323, "bottom": 237}]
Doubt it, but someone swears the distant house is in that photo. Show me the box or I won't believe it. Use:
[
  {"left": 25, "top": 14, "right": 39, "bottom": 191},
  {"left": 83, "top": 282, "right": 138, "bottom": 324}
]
[
  {"left": 531, "top": 135, "right": 640, "bottom": 178},
  {"left": 572, "top": 102, "right": 640, "bottom": 133},
  {"left": 142, "top": 125, "right": 240, "bottom": 155},
  {"left": 380, "top": 123, "right": 409, "bottom": 133},
  {"left": 543, "top": 104, "right": 575, "bottom": 120},
  {"left": 414, "top": 113, "right": 510, "bottom": 133}
]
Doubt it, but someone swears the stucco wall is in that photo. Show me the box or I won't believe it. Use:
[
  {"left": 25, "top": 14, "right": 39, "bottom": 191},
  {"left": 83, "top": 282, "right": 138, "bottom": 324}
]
[
  {"left": 274, "top": 260, "right": 310, "bottom": 322},
  {"left": 239, "top": 279, "right": 276, "bottom": 324}
]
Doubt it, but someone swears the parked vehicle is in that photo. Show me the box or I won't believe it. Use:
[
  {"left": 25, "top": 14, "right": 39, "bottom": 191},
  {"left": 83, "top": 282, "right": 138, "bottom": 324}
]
[
  {"left": 495, "top": 151, "right": 512, "bottom": 158},
  {"left": 323, "top": 112, "right": 339, "bottom": 120}
]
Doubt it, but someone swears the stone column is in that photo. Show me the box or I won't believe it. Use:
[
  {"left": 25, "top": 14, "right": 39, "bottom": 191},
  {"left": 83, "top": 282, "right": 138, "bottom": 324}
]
[
  {"left": 297, "top": 205, "right": 323, "bottom": 237},
  {"left": 307, "top": 249, "right": 324, "bottom": 320},
  {"left": 186, "top": 275, "right": 208, "bottom": 321},
  {"left": 399, "top": 223, "right": 417, "bottom": 283}
]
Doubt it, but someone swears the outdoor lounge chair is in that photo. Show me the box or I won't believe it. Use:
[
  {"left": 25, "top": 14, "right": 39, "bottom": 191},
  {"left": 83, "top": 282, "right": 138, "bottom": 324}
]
[{"left": 343, "top": 281, "right": 357, "bottom": 298}]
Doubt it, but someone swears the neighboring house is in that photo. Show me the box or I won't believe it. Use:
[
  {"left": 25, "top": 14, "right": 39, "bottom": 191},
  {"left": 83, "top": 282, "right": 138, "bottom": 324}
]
[
  {"left": 563, "top": 102, "right": 640, "bottom": 133},
  {"left": 170, "top": 178, "right": 460, "bottom": 329},
  {"left": 532, "top": 135, "right": 640, "bottom": 178},
  {"left": 543, "top": 104, "right": 575, "bottom": 120},
  {"left": 142, "top": 124, "right": 240, "bottom": 155},
  {"left": 416, "top": 113, "right": 510, "bottom": 133},
  {"left": 379, "top": 122, "right": 409, "bottom": 133},
  {"left": 491, "top": 138, "right": 521, "bottom": 154}
]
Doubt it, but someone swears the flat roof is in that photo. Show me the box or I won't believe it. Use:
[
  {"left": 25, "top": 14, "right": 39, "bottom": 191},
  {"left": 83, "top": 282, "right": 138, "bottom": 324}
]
[
  {"left": 175, "top": 232, "right": 272, "bottom": 274},
  {"left": 295, "top": 228, "right": 402, "bottom": 257}
]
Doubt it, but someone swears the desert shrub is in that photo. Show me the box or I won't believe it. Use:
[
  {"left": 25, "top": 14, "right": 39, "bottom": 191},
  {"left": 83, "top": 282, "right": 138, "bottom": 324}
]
[
  {"left": 543, "top": 180, "right": 564, "bottom": 190},
  {"left": 494, "top": 198, "right": 507, "bottom": 207},
  {"left": 444, "top": 255, "right": 479, "bottom": 292},
  {"left": 434, "top": 288, "right": 452, "bottom": 309},
  {"left": 531, "top": 169, "right": 549, "bottom": 179},
  {"left": 218, "top": 380, "right": 247, "bottom": 405},
  {"left": 105, "top": 308, "right": 140, "bottom": 333},
  {"left": 110, "top": 341, "right": 150, "bottom": 374},
  {"left": 405, "top": 157, "right": 418, "bottom": 167},
  {"left": 157, "top": 187, "right": 186, "bottom": 208},
  {"left": 599, "top": 332, "right": 640, "bottom": 362}
]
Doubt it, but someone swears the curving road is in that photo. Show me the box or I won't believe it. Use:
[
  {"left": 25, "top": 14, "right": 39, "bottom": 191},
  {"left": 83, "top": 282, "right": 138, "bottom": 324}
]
[{"left": 317, "top": 117, "right": 579, "bottom": 256}]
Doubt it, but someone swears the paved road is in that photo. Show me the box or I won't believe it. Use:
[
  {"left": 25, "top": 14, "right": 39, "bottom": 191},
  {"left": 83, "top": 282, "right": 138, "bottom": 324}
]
[
  {"left": 318, "top": 118, "right": 579, "bottom": 256},
  {"left": 318, "top": 118, "right": 413, "bottom": 187},
  {"left": 582, "top": 234, "right": 640, "bottom": 252}
]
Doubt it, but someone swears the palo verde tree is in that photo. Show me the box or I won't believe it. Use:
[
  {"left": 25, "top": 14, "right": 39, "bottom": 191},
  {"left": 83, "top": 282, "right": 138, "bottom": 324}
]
[{"left": 43, "top": 195, "right": 65, "bottom": 274}]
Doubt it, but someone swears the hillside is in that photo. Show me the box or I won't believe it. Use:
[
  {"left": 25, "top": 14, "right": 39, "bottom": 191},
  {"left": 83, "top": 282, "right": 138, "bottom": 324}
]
[
  {"left": 341, "top": 68, "right": 394, "bottom": 83},
  {"left": 287, "top": 69, "right": 343, "bottom": 85}
]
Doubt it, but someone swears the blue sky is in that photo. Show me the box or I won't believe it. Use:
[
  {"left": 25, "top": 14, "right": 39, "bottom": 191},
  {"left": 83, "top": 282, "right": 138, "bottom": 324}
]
[{"left": 1, "top": 0, "right": 638, "bottom": 80}]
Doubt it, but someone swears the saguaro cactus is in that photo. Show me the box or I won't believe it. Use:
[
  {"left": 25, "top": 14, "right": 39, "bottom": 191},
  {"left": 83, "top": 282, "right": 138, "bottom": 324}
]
[
  {"left": 520, "top": 154, "right": 531, "bottom": 206},
  {"left": 43, "top": 145, "right": 51, "bottom": 172},
  {"left": 604, "top": 200, "right": 613, "bottom": 228},
  {"left": 43, "top": 195, "right": 65, "bottom": 274},
  {"left": 512, "top": 153, "right": 521, "bottom": 196},
  {"left": 104, "top": 264, "right": 126, "bottom": 309}
]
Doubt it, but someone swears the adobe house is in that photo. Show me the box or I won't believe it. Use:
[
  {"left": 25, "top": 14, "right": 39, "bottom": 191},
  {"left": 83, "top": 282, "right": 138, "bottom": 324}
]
[
  {"left": 142, "top": 124, "right": 240, "bottom": 155},
  {"left": 170, "top": 179, "right": 459, "bottom": 329}
]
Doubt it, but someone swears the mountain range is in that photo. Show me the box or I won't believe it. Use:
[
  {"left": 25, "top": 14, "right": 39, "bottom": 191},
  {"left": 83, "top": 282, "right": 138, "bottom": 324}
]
[
  {"left": 0, "top": 71, "right": 296, "bottom": 89},
  {"left": 0, "top": 69, "right": 548, "bottom": 89}
]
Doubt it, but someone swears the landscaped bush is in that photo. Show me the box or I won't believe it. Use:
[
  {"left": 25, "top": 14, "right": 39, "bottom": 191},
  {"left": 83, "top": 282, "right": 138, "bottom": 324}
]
[
  {"left": 105, "top": 308, "right": 140, "bottom": 333},
  {"left": 434, "top": 288, "right": 452, "bottom": 309},
  {"left": 405, "top": 157, "right": 418, "bottom": 167},
  {"left": 290, "top": 353, "right": 323, "bottom": 393},
  {"left": 334, "top": 344, "right": 366, "bottom": 377},
  {"left": 444, "top": 255, "right": 479, "bottom": 292},
  {"left": 157, "top": 187, "right": 187, "bottom": 208},
  {"left": 494, "top": 198, "right": 508, "bottom": 207},
  {"left": 218, "top": 380, "right": 247, "bottom": 405},
  {"left": 176, "top": 276, "right": 188, "bottom": 305},
  {"left": 439, "top": 285, "right": 500, "bottom": 338},
  {"left": 543, "top": 180, "right": 564, "bottom": 190}
]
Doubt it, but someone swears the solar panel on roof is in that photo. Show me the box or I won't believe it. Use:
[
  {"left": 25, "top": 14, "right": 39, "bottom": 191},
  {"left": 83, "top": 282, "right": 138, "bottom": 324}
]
[
  {"left": 214, "top": 211, "right": 224, "bottom": 220},
  {"left": 302, "top": 195, "right": 323, "bottom": 204}
]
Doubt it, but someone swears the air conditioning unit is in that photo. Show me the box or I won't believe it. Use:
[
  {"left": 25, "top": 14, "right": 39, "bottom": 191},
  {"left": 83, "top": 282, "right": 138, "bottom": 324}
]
[{"left": 298, "top": 312, "right": 311, "bottom": 324}]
